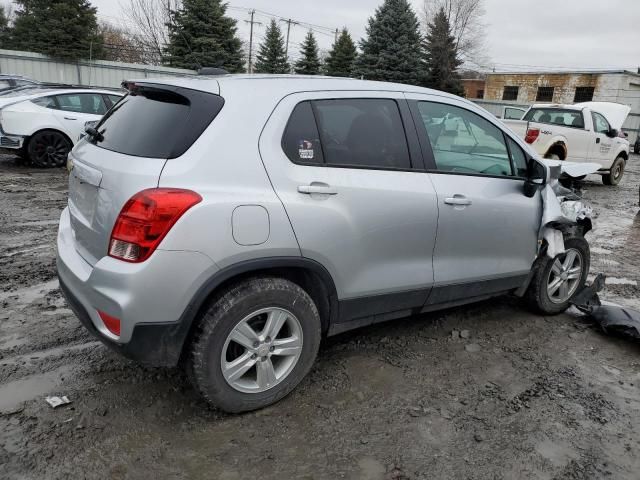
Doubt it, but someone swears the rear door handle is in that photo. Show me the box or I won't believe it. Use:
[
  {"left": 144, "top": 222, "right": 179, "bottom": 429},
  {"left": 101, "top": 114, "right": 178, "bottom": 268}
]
[
  {"left": 298, "top": 184, "right": 337, "bottom": 195},
  {"left": 444, "top": 195, "right": 472, "bottom": 206}
]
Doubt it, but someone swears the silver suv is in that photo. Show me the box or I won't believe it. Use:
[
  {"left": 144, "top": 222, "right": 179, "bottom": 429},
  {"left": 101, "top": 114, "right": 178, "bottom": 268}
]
[{"left": 57, "top": 75, "right": 590, "bottom": 412}]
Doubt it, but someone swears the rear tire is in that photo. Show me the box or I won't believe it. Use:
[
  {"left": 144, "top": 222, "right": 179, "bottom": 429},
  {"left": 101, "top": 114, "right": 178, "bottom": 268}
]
[
  {"left": 602, "top": 156, "right": 625, "bottom": 186},
  {"left": 526, "top": 236, "right": 590, "bottom": 315},
  {"left": 27, "top": 130, "right": 72, "bottom": 168},
  {"left": 188, "top": 277, "right": 321, "bottom": 413}
]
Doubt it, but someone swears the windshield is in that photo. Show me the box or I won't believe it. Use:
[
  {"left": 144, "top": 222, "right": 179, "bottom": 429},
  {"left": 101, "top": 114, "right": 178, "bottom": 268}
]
[{"left": 523, "top": 108, "right": 585, "bottom": 129}]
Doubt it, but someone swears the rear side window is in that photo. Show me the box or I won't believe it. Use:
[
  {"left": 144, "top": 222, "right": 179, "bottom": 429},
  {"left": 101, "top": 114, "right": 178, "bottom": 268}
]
[
  {"left": 523, "top": 108, "right": 584, "bottom": 129},
  {"left": 32, "top": 96, "right": 56, "bottom": 108},
  {"left": 313, "top": 99, "right": 411, "bottom": 169},
  {"left": 91, "top": 85, "right": 224, "bottom": 159},
  {"left": 282, "top": 101, "right": 323, "bottom": 164}
]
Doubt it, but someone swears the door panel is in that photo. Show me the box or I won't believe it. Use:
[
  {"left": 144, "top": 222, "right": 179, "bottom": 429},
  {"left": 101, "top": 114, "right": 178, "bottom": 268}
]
[
  {"left": 259, "top": 91, "right": 438, "bottom": 303},
  {"left": 407, "top": 93, "right": 541, "bottom": 301}
]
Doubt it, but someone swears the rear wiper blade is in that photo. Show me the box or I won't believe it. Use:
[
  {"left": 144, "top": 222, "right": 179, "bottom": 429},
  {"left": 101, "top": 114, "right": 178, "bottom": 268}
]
[{"left": 85, "top": 127, "right": 104, "bottom": 142}]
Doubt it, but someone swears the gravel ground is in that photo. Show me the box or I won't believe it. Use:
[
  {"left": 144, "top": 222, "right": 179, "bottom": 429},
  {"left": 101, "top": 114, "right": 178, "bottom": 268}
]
[{"left": 1, "top": 153, "right": 640, "bottom": 480}]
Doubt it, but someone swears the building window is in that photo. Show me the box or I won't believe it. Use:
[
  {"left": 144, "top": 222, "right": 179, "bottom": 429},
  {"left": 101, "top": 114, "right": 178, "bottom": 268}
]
[
  {"left": 574, "top": 87, "right": 595, "bottom": 103},
  {"left": 502, "top": 86, "right": 519, "bottom": 101},
  {"left": 536, "top": 86, "right": 555, "bottom": 102},
  {"left": 476, "top": 89, "right": 484, "bottom": 99}
]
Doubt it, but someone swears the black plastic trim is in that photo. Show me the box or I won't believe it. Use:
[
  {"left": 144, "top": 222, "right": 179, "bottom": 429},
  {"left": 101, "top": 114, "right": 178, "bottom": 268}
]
[{"left": 425, "top": 274, "right": 529, "bottom": 305}]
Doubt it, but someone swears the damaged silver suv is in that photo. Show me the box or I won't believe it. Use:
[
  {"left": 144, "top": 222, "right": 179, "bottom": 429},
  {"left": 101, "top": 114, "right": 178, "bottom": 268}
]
[{"left": 57, "top": 75, "right": 591, "bottom": 412}]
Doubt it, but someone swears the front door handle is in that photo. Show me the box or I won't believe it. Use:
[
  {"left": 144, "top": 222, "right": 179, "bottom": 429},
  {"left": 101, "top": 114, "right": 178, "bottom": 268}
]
[
  {"left": 64, "top": 117, "right": 78, "bottom": 121},
  {"left": 596, "top": 138, "right": 601, "bottom": 144},
  {"left": 444, "top": 195, "right": 472, "bottom": 206},
  {"left": 298, "top": 184, "right": 337, "bottom": 195}
]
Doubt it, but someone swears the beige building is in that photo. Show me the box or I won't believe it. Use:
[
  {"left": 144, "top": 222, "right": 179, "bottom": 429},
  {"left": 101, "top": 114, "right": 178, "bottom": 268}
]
[{"left": 482, "top": 70, "right": 640, "bottom": 114}]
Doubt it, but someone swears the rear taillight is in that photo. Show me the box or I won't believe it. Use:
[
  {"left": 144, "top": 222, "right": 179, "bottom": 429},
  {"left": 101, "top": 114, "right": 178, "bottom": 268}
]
[
  {"left": 109, "top": 188, "right": 202, "bottom": 263},
  {"left": 525, "top": 128, "right": 540, "bottom": 144}
]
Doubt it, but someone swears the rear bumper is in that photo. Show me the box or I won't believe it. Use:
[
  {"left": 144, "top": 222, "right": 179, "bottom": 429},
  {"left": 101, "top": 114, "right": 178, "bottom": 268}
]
[{"left": 56, "top": 207, "right": 219, "bottom": 366}]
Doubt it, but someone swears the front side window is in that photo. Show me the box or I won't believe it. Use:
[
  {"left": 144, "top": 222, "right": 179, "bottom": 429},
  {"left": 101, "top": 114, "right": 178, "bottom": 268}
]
[
  {"left": 312, "top": 99, "right": 411, "bottom": 169},
  {"left": 282, "top": 101, "right": 323, "bottom": 164},
  {"left": 417, "top": 101, "right": 512, "bottom": 177},
  {"left": 592, "top": 112, "right": 610, "bottom": 134},
  {"left": 507, "top": 137, "right": 528, "bottom": 177},
  {"left": 523, "top": 108, "right": 584, "bottom": 129},
  {"left": 54, "top": 94, "right": 107, "bottom": 115}
]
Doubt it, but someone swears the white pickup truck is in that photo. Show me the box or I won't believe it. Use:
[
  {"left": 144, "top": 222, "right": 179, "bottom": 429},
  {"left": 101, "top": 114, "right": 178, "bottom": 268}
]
[{"left": 503, "top": 102, "right": 631, "bottom": 185}]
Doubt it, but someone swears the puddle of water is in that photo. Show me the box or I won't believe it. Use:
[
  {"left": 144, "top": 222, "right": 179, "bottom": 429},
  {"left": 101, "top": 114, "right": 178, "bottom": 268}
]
[
  {"left": 0, "top": 365, "right": 73, "bottom": 412},
  {"left": 42, "top": 308, "right": 73, "bottom": 316},
  {"left": 0, "top": 279, "right": 59, "bottom": 304}
]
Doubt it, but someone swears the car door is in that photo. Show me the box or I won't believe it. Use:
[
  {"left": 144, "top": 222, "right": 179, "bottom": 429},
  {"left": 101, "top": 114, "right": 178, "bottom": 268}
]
[
  {"left": 589, "top": 111, "right": 615, "bottom": 168},
  {"left": 407, "top": 94, "right": 541, "bottom": 305},
  {"left": 51, "top": 93, "right": 108, "bottom": 142},
  {"left": 259, "top": 91, "right": 439, "bottom": 325}
]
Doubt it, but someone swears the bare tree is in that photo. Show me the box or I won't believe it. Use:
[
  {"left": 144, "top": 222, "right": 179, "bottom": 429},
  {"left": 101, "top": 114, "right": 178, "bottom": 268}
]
[
  {"left": 119, "top": 0, "right": 181, "bottom": 64},
  {"left": 422, "top": 0, "right": 488, "bottom": 67},
  {"left": 98, "top": 22, "right": 148, "bottom": 64}
]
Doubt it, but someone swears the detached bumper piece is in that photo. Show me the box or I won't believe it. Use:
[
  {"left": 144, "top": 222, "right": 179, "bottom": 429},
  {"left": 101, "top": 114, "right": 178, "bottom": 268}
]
[{"left": 571, "top": 273, "right": 640, "bottom": 341}]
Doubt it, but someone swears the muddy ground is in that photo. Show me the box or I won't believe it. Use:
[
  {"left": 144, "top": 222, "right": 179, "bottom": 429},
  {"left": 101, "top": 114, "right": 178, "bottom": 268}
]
[{"left": 1, "top": 153, "right": 639, "bottom": 480}]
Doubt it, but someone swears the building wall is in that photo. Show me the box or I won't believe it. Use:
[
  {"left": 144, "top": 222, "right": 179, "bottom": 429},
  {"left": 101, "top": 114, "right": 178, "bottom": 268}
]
[
  {"left": 462, "top": 79, "right": 486, "bottom": 99},
  {"left": 0, "top": 49, "right": 195, "bottom": 89},
  {"left": 484, "top": 73, "right": 604, "bottom": 104}
]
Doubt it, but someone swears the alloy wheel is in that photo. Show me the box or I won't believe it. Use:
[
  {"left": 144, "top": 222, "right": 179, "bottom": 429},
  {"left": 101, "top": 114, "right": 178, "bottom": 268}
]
[
  {"left": 32, "top": 132, "right": 70, "bottom": 167},
  {"left": 220, "top": 307, "right": 303, "bottom": 393},
  {"left": 546, "top": 248, "right": 583, "bottom": 304}
]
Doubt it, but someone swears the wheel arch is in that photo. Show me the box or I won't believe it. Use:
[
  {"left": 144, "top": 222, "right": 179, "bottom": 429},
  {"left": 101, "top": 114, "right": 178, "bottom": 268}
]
[
  {"left": 544, "top": 141, "right": 567, "bottom": 160},
  {"left": 176, "top": 257, "right": 339, "bottom": 364}
]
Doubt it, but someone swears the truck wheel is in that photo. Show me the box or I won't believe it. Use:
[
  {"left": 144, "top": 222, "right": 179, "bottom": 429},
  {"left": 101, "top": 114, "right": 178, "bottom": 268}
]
[
  {"left": 602, "top": 156, "right": 625, "bottom": 186},
  {"left": 526, "top": 236, "right": 590, "bottom": 315},
  {"left": 188, "top": 277, "right": 321, "bottom": 413}
]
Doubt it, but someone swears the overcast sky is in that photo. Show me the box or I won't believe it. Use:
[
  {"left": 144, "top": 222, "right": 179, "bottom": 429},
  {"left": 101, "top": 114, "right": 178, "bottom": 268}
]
[{"left": 92, "top": 0, "right": 640, "bottom": 72}]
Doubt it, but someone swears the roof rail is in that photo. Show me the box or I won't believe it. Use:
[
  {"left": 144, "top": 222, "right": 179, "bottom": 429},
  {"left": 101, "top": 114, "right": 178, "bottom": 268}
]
[{"left": 198, "top": 67, "right": 229, "bottom": 76}]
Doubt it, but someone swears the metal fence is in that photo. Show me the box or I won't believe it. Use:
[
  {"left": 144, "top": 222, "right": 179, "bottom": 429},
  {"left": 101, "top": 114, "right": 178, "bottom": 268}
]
[
  {"left": 0, "top": 49, "right": 195, "bottom": 89},
  {"left": 472, "top": 99, "right": 640, "bottom": 143}
]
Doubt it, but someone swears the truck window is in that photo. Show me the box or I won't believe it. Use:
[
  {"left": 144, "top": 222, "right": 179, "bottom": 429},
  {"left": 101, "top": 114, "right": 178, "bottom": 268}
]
[
  {"left": 592, "top": 112, "right": 610, "bottom": 134},
  {"left": 523, "top": 108, "right": 585, "bottom": 129}
]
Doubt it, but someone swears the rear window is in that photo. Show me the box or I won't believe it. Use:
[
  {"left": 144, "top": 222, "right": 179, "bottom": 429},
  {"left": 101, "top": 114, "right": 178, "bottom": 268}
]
[
  {"left": 523, "top": 108, "right": 584, "bottom": 129},
  {"left": 91, "top": 85, "right": 224, "bottom": 159}
]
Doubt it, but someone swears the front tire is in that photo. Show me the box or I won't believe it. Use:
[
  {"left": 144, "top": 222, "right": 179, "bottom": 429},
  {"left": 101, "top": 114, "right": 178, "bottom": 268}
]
[
  {"left": 526, "top": 236, "right": 590, "bottom": 315},
  {"left": 602, "top": 156, "right": 625, "bottom": 186},
  {"left": 27, "top": 130, "right": 72, "bottom": 168},
  {"left": 188, "top": 277, "right": 321, "bottom": 413}
]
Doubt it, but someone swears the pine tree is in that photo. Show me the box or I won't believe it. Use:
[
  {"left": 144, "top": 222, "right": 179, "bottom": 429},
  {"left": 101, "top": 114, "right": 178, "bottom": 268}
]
[
  {"left": 10, "top": 0, "right": 102, "bottom": 60},
  {"left": 0, "top": 6, "right": 9, "bottom": 49},
  {"left": 254, "top": 20, "right": 290, "bottom": 74},
  {"left": 164, "top": 0, "right": 244, "bottom": 72},
  {"left": 423, "top": 7, "right": 463, "bottom": 95},
  {"left": 294, "top": 31, "right": 321, "bottom": 75},
  {"left": 353, "top": 0, "right": 423, "bottom": 85},
  {"left": 325, "top": 29, "right": 357, "bottom": 77}
]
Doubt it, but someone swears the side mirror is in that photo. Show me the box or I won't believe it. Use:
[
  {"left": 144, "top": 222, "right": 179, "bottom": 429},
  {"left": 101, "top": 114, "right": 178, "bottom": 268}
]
[
  {"left": 524, "top": 158, "right": 546, "bottom": 198},
  {"left": 607, "top": 128, "right": 618, "bottom": 138}
]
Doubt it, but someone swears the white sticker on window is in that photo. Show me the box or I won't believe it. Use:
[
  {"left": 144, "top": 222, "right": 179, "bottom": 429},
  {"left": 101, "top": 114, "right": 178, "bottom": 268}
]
[{"left": 298, "top": 140, "right": 314, "bottom": 160}]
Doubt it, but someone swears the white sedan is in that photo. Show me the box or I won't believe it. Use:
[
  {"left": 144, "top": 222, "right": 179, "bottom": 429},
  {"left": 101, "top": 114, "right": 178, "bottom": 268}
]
[{"left": 0, "top": 87, "right": 123, "bottom": 167}]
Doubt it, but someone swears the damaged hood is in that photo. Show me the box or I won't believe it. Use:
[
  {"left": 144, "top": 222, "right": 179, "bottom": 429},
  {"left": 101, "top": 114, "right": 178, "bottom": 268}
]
[
  {"left": 543, "top": 159, "right": 601, "bottom": 178},
  {"left": 576, "top": 101, "right": 631, "bottom": 130}
]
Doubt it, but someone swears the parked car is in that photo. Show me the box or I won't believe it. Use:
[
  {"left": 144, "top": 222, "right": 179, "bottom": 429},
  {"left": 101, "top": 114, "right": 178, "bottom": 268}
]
[
  {"left": 57, "top": 76, "right": 591, "bottom": 413},
  {"left": 0, "top": 74, "right": 41, "bottom": 93},
  {"left": 0, "top": 88, "right": 123, "bottom": 167},
  {"left": 503, "top": 102, "right": 630, "bottom": 185},
  {"left": 634, "top": 135, "right": 640, "bottom": 154}
]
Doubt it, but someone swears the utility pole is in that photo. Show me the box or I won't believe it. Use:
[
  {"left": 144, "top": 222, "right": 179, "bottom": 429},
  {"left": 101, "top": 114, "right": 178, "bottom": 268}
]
[
  {"left": 280, "top": 18, "right": 298, "bottom": 60},
  {"left": 245, "top": 10, "right": 261, "bottom": 74},
  {"left": 335, "top": 28, "right": 339, "bottom": 44}
]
